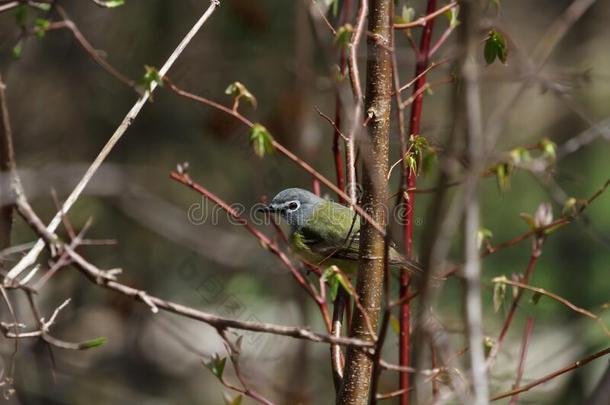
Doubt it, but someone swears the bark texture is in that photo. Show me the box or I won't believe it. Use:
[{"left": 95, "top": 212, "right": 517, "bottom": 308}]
[{"left": 337, "top": 0, "right": 392, "bottom": 403}]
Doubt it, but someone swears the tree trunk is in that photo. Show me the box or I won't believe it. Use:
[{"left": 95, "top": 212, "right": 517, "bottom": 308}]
[{"left": 337, "top": 0, "right": 392, "bottom": 403}]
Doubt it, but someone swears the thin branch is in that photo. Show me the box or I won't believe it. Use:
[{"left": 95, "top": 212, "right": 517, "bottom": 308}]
[
  {"left": 460, "top": 1, "right": 489, "bottom": 402},
  {"left": 163, "top": 79, "right": 387, "bottom": 236},
  {"left": 491, "top": 347, "right": 610, "bottom": 401},
  {"left": 393, "top": 2, "right": 457, "bottom": 30},
  {"left": 169, "top": 170, "right": 332, "bottom": 331},
  {"left": 4, "top": 0, "right": 220, "bottom": 285},
  {"left": 493, "top": 276, "right": 610, "bottom": 337},
  {"left": 509, "top": 317, "right": 534, "bottom": 405},
  {"left": 46, "top": 7, "right": 136, "bottom": 90},
  {"left": 345, "top": 0, "right": 368, "bottom": 205}
]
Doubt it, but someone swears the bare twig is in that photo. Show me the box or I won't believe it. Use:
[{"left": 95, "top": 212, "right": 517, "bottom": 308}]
[
  {"left": 459, "top": 1, "right": 489, "bottom": 403},
  {"left": 344, "top": 0, "right": 368, "bottom": 205},
  {"left": 163, "top": 79, "right": 386, "bottom": 236},
  {"left": 4, "top": 0, "right": 220, "bottom": 284},
  {"left": 493, "top": 277, "right": 610, "bottom": 337},
  {"left": 46, "top": 7, "right": 136, "bottom": 89},
  {"left": 509, "top": 317, "right": 534, "bottom": 405},
  {"left": 491, "top": 347, "right": 610, "bottom": 401},
  {"left": 394, "top": 2, "right": 457, "bottom": 29}
]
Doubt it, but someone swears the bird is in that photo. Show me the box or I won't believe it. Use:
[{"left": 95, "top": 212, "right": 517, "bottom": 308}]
[{"left": 259, "top": 188, "right": 420, "bottom": 275}]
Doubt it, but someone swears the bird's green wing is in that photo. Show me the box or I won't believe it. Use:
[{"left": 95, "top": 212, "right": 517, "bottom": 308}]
[
  {"left": 293, "top": 200, "right": 421, "bottom": 273},
  {"left": 294, "top": 200, "right": 361, "bottom": 263}
]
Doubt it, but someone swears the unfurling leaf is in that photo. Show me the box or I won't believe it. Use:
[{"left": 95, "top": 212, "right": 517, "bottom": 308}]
[
  {"left": 81, "top": 336, "right": 108, "bottom": 349},
  {"left": 390, "top": 314, "right": 401, "bottom": 334},
  {"left": 225, "top": 81, "right": 257, "bottom": 110},
  {"left": 11, "top": 41, "right": 23, "bottom": 60},
  {"left": 484, "top": 336, "right": 495, "bottom": 357},
  {"left": 530, "top": 292, "right": 542, "bottom": 305},
  {"left": 495, "top": 163, "right": 512, "bottom": 192},
  {"left": 540, "top": 138, "right": 557, "bottom": 162},
  {"left": 34, "top": 18, "right": 50, "bottom": 38},
  {"left": 322, "top": 265, "right": 351, "bottom": 301},
  {"left": 395, "top": 6, "right": 415, "bottom": 24},
  {"left": 140, "top": 65, "right": 162, "bottom": 98},
  {"left": 204, "top": 354, "right": 227, "bottom": 379},
  {"left": 15, "top": 5, "right": 27, "bottom": 27},
  {"left": 493, "top": 280, "right": 506, "bottom": 313},
  {"left": 534, "top": 202, "right": 553, "bottom": 228},
  {"left": 101, "top": 0, "right": 125, "bottom": 7},
  {"left": 445, "top": 5, "right": 460, "bottom": 29},
  {"left": 510, "top": 147, "right": 531, "bottom": 165},
  {"left": 477, "top": 228, "right": 493, "bottom": 250},
  {"left": 562, "top": 197, "right": 580, "bottom": 218},
  {"left": 519, "top": 213, "right": 536, "bottom": 231},
  {"left": 334, "top": 24, "right": 353, "bottom": 48},
  {"left": 484, "top": 29, "right": 508, "bottom": 65},
  {"left": 223, "top": 393, "right": 243, "bottom": 405},
  {"left": 249, "top": 124, "right": 274, "bottom": 158}
]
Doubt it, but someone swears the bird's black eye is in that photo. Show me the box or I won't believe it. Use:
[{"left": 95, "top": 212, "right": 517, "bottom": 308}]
[{"left": 288, "top": 202, "right": 299, "bottom": 211}]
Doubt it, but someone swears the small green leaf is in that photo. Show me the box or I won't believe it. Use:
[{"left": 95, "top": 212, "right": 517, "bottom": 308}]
[
  {"left": 15, "top": 5, "right": 27, "bottom": 27},
  {"left": 540, "top": 138, "right": 556, "bottom": 162},
  {"left": 140, "top": 65, "right": 162, "bottom": 98},
  {"left": 34, "top": 18, "right": 50, "bottom": 38},
  {"left": 11, "top": 41, "right": 23, "bottom": 60},
  {"left": 328, "top": 275, "right": 340, "bottom": 301},
  {"left": 331, "top": 0, "right": 339, "bottom": 17},
  {"left": 477, "top": 228, "right": 493, "bottom": 249},
  {"left": 32, "top": 2, "right": 52, "bottom": 11},
  {"left": 223, "top": 393, "right": 243, "bottom": 405},
  {"left": 562, "top": 197, "right": 578, "bottom": 218},
  {"left": 204, "top": 354, "right": 227, "bottom": 379},
  {"left": 445, "top": 6, "right": 460, "bottom": 29},
  {"left": 484, "top": 30, "right": 508, "bottom": 65},
  {"left": 81, "top": 336, "right": 108, "bottom": 349},
  {"left": 519, "top": 213, "right": 536, "bottom": 231},
  {"left": 249, "top": 124, "right": 274, "bottom": 158},
  {"left": 389, "top": 314, "right": 400, "bottom": 334},
  {"left": 396, "top": 6, "right": 415, "bottom": 24},
  {"left": 421, "top": 149, "right": 437, "bottom": 176},
  {"left": 495, "top": 163, "right": 512, "bottom": 192},
  {"left": 493, "top": 280, "right": 506, "bottom": 313},
  {"left": 484, "top": 336, "right": 495, "bottom": 357},
  {"left": 334, "top": 24, "right": 353, "bottom": 48},
  {"left": 322, "top": 266, "right": 352, "bottom": 301},
  {"left": 104, "top": 0, "right": 125, "bottom": 8},
  {"left": 225, "top": 81, "right": 257, "bottom": 110},
  {"left": 510, "top": 147, "right": 531, "bottom": 165},
  {"left": 530, "top": 292, "right": 542, "bottom": 305}
]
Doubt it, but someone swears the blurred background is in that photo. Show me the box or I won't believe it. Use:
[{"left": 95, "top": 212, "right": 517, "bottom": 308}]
[{"left": 0, "top": 0, "right": 609, "bottom": 403}]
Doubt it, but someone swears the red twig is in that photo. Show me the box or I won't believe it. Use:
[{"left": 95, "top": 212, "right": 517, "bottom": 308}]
[
  {"left": 399, "top": 1, "right": 438, "bottom": 403},
  {"left": 486, "top": 238, "right": 543, "bottom": 368},
  {"left": 509, "top": 317, "right": 534, "bottom": 405},
  {"left": 491, "top": 347, "right": 610, "bottom": 401},
  {"left": 163, "top": 78, "right": 386, "bottom": 237}
]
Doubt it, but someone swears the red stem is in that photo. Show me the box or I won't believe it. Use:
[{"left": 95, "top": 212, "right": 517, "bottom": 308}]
[
  {"left": 488, "top": 239, "right": 543, "bottom": 367},
  {"left": 400, "top": 1, "right": 437, "bottom": 404},
  {"left": 509, "top": 316, "right": 535, "bottom": 405}
]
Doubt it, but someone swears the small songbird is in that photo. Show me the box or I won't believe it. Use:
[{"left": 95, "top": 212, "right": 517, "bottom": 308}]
[{"left": 259, "top": 188, "right": 420, "bottom": 275}]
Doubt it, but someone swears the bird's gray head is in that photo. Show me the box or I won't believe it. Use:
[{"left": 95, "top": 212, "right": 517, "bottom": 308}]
[{"left": 261, "top": 188, "right": 323, "bottom": 229}]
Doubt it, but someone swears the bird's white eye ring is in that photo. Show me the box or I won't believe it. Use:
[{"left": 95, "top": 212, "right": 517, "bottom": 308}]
[{"left": 287, "top": 201, "right": 300, "bottom": 211}]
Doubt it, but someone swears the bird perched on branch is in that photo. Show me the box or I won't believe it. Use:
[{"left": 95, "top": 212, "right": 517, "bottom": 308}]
[{"left": 259, "top": 188, "right": 420, "bottom": 275}]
